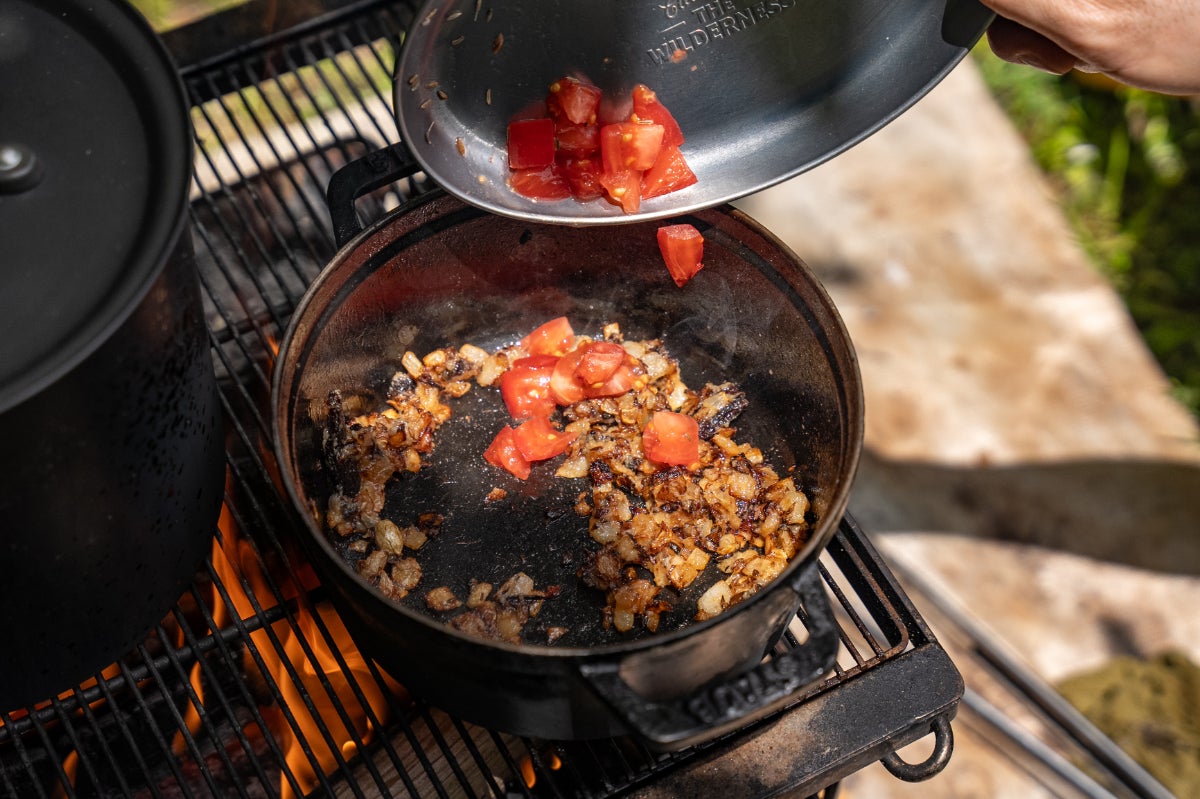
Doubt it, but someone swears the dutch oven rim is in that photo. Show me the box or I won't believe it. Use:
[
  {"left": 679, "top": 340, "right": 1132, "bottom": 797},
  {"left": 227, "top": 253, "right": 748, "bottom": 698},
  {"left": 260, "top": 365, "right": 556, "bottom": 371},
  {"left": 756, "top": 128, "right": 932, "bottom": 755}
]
[{"left": 270, "top": 188, "right": 864, "bottom": 660}]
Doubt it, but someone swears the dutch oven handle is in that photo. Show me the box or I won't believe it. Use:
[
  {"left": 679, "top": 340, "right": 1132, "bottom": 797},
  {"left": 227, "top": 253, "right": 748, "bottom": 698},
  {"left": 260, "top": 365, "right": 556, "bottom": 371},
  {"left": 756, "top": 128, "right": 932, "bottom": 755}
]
[
  {"left": 326, "top": 142, "right": 424, "bottom": 248},
  {"left": 579, "top": 564, "right": 839, "bottom": 750}
]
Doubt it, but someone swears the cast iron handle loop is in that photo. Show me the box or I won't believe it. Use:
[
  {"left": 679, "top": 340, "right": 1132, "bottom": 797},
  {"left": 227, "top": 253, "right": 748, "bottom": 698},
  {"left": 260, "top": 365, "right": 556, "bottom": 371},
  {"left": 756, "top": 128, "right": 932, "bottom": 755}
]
[
  {"left": 579, "top": 566, "right": 839, "bottom": 750},
  {"left": 880, "top": 715, "right": 955, "bottom": 781},
  {"left": 327, "top": 142, "right": 423, "bottom": 249}
]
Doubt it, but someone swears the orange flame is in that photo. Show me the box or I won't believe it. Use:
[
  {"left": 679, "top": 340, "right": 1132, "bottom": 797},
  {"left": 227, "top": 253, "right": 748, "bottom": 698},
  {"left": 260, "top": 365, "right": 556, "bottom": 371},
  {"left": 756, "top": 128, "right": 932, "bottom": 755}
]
[
  {"left": 265, "top": 333, "right": 281, "bottom": 368},
  {"left": 21, "top": 465, "right": 405, "bottom": 798},
  {"left": 187, "top": 480, "right": 406, "bottom": 798},
  {"left": 520, "top": 750, "right": 564, "bottom": 789},
  {"left": 60, "top": 751, "right": 79, "bottom": 793}
]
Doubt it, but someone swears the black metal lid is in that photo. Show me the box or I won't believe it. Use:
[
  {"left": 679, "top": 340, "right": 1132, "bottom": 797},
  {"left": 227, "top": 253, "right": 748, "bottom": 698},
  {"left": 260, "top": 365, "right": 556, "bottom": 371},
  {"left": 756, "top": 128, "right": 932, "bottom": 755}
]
[{"left": 0, "top": 0, "right": 192, "bottom": 412}]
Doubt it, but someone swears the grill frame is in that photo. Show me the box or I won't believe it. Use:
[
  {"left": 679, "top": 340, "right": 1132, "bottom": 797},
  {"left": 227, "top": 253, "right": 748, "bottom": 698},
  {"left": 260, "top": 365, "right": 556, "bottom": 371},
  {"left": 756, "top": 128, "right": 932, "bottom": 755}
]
[{"left": 0, "top": 2, "right": 963, "bottom": 796}]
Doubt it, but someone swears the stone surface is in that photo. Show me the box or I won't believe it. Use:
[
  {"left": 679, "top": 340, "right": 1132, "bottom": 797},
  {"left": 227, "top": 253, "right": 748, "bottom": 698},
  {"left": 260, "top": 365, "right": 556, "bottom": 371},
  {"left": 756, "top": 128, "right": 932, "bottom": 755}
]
[
  {"left": 732, "top": 55, "right": 1200, "bottom": 797},
  {"left": 736, "top": 61, "right": 1200, "bottom": 469}
]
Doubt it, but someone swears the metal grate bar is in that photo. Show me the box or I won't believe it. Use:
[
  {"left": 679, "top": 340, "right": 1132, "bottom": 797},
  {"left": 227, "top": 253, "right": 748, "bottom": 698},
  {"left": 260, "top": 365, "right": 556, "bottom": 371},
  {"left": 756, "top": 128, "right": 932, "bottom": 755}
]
[
  {"left": 150, "top": 620, "right": 252, "bottom": 798},
  {"left": 132, "top": 638, "right": 224, "bottom": 798},
  {"left": 86, "top": 671, "right": 161, "bottom": 797},
  {"left": 212, "top": 460, "right": 409, "bottom": 799},
  {"left": 208, "top": 76, "right": 328, "bottom": 282},
  {"left": 209, "top": 517, "right": 367, "bottom": 799},
  {"left": 203, "top": 551, "right": 345, "bottom": 798},
  {"left": 171, "top": 597, "right": 276, "bottom": 793},
  {"left": 822, "top": 559, "right": 893, "bottom": 667},
  {"left": 1, "top": 709, "right": 48, "bottom": 799},
  {"left": 115, "top": 658, "right": 194, "bottom": 798},
  {"left": 191, "top": 94, "right": 309, "bottom": 329},
  {"left": 46, "top": 697, "right": 95, "bottom": 797},
  {"left": 172, "top": 0, "right": 413, "bottom": 99},
  {"left": 61, "top": 686, "right": 133, "bottom": 798},
  {"left": 190, "top": 199, "right": 289, "bottom": 365}
]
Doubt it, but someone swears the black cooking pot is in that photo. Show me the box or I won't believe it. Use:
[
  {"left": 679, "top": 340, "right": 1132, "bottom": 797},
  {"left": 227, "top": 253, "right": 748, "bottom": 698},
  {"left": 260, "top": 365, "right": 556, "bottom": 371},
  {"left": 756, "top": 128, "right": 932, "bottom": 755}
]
[
  {"left": 0, "top": 0, "right": 224, "bottom": 710},
  {"left": 272, "top": 146, "right": 862, "bottom": 748}
]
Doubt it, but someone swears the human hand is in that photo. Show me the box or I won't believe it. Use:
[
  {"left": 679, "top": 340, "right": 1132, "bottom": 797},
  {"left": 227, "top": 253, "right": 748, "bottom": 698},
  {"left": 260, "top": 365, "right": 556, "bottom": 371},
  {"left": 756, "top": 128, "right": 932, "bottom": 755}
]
[{"left": 979, "top": 0, "right": 1200, "bottom": 95}]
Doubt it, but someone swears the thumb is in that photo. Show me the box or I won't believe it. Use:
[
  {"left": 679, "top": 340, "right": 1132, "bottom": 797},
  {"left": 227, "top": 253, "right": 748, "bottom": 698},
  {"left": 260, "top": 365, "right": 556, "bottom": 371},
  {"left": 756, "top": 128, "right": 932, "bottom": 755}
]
[{"left": 985, "top": 16, "right": 1079, "bottom": 75}]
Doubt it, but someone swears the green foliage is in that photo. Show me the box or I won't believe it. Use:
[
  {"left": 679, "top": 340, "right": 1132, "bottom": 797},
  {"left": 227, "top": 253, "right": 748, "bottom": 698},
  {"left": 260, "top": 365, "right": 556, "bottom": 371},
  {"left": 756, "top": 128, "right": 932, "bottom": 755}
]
[
  {"left": 975, "top": 47, "right": 1200, "bottom": 419},
  {"left": 129, "top": 0, "right": 246, "bottom": 30}
]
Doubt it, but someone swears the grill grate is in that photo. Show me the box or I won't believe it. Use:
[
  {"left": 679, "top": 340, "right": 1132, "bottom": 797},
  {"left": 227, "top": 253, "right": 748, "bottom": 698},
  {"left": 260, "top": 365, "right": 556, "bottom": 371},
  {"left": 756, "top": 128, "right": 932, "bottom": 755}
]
[{"left": 0, "top": 2, "right": 962, "bottom": 797}]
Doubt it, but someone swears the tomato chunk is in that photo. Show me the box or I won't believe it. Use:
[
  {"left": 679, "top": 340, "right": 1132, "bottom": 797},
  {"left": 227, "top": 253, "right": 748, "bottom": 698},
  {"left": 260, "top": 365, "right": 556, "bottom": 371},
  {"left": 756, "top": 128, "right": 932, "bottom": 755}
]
[
  {"left": 631, "top": 84, "right": 684, "bottom": 147},
  {"left": 483, "top": 426, "right": 532, "bottom": 480},
  {"left": 559, "top": 157, "right": 605, "bottom": 201},
  {"left": 506, "top": 79, "right": 693, "bottom": 212},
  {"left": 598, "top": 168, "right": 641, "bottom": 214},
  {"left": 547, "top": 76, "right": 602, "bottom": 125},
  {"left": 583, "top": 362, "right": 637, "bottom": 398},
  {"left": 600, "top": 122, "right": 664, "bottom": 173},
  {"left": 642, "top": 411, "right": 700, "bottom": 466},
  {"left": 573, "top": 341, "right": 627, "bottom": 386},
  {"left": 511, "top": 416, "right": 579, "bottom": 461},
  {"left": 500, "top": 356, "right": 558, "bottom": 419},
  {"left": 521, "top": 317, "right": 575, "bottom": 356},
  {"left": 555, "top": 121, "right": 600, "bottom": 157},
  {"left": 509, "top": 164, "right": 572, "bottom": 200},
  {"left": 549, "top": 348, "right": 587, "bottom": 405},
  {"left": 603, "top": 122, "right": 665, "bottom": 172},
  {"left": 656, "top": 224, "right": 705, "bottom": 287},
  {"left": 507, "top": 118, "right": 556, "bottom": 169},
  {"left": 641, "top": 145, "right": 698, "bottom": 199}
]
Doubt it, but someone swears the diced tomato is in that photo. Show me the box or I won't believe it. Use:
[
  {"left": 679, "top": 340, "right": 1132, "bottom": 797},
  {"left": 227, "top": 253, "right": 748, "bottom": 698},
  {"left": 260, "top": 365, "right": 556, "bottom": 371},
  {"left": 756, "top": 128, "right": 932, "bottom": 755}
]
[
  {"left": 600, "top": 123, "right": 664, "bottom": 173},
  {"left": 506, "top": 79, "right": 693, "bottom": 212},
  {"left": 511, "top": 416, "right": 579, "bottom": 461},
  {"left": 558, "top": 157, "right": 605, "bottom": 201},
  {"left": 555, "top": 121, "right": 600, "bottom": 157},
  {"left": 583, "top": 362, "right": 637, "bottom": 398},
  {"left": 547, "top": 76, "right": 602, "bottom": 125},
  {"left": 509, "top": 164, "right": 572, "bottom": 200},
  {"left": 642, "top": 411, "right": 700, "bottom": 466},
  {"left": 631, "top": 84, "right": 684, "bottom": 147},
  {"left": 623, "top": 123, "right": 665, "bottom": 171},
  {"left": 521, "top": 316, "right": 575, "bottom": 356},
  {"left": 500, "top": 356, "right": 558, "bottom": 419},
  {"left": 598, "top": 168, "right": 641, "bottom": 214},
  {"left": 507, "top": 118, "right": 556, "bottom": 169},
  {"left": 599, "top": 125, "right": 626, "bottom": 175},
  {"left": 512, "top": 354, "right": 560, "bottom": 369},
  {"left": 656, "top": 224, "right": 705, "bottom": 287},
  {"left": 549, "top": 348, "right": 587, "bottom": 404},
  {"left": 641, "top": 145, "right": 698, "bottom": 199},
  {"left": 483, "top": 426, "right": 532, "bottom": 480},
  {"left": 573, "top": 341, "right": 626, "bottom": 386}
]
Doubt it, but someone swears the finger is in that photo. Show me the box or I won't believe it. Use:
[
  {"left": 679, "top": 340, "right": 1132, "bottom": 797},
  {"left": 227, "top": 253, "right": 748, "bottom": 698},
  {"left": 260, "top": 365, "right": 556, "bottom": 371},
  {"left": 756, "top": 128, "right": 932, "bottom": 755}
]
[{"left": 985, "top": 16, "right": 1079, "bottom": 75}]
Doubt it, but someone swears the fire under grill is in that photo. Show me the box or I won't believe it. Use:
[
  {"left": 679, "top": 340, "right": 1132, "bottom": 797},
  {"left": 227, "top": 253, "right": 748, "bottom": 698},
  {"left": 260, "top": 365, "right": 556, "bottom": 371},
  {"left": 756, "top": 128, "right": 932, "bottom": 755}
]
[{"left": 0, "top": 2, "right": 963, "bottom": 796}]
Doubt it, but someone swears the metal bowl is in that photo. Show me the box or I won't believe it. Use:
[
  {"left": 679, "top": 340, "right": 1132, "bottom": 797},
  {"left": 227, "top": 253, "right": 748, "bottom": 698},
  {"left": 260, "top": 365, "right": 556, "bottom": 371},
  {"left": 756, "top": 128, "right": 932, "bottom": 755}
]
[{"left": 394, "top": 0, "right": 994, "bottom": 225}]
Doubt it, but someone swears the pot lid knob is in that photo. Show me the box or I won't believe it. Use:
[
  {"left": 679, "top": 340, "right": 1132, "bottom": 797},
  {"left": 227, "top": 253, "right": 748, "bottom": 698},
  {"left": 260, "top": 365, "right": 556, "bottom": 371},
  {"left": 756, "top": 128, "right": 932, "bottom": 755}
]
[{"left": 0, "top": 143, "right": 43, "bottom": 194}]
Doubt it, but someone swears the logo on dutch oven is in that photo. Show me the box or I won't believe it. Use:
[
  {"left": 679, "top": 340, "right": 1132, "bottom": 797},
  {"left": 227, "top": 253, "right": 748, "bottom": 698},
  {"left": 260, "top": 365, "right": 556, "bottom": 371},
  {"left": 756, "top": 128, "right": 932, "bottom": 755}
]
[{"left": 685, "top": 651, "right": 812, "bottom": 724}]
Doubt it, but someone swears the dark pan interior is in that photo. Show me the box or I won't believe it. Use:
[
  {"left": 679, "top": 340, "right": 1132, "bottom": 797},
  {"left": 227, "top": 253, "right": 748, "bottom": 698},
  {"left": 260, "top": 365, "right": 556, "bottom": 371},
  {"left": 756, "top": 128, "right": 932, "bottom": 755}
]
[{"left": 277, "top": 194, "right": 862, "bottom": 649}]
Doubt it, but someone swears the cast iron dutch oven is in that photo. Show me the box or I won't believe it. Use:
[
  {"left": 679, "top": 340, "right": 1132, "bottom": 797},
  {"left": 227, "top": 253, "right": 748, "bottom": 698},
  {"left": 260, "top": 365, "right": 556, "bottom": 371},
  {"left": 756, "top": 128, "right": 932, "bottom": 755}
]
[
  {"left": 0, "top": 0, "right": 224, "bottom": 710},
  {"left": 271, "top": 148, "right": 862, "bottom": 748}
]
